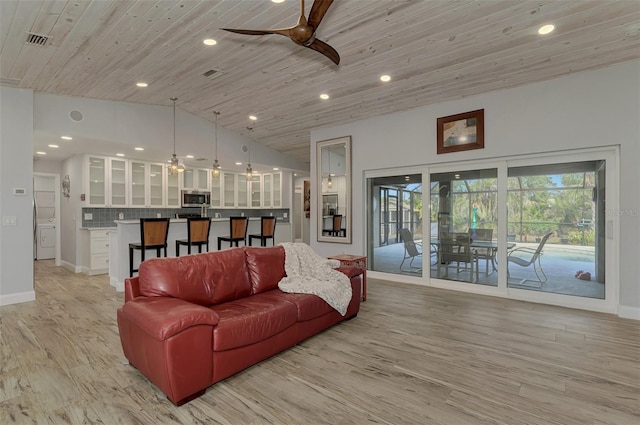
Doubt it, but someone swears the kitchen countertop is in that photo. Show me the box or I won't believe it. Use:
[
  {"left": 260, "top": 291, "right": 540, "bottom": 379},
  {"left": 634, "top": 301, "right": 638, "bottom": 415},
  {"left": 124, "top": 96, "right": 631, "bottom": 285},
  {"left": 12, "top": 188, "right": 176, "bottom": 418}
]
[{"left": 114, "top": 217, "right": 286, "bottom": 225}]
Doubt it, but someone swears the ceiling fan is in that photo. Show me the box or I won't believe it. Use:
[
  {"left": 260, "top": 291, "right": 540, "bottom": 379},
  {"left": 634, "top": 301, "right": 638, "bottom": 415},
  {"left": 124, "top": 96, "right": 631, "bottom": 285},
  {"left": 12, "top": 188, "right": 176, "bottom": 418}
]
[{"left": 221, "top": 0, "right": 340, "bottom": 65}]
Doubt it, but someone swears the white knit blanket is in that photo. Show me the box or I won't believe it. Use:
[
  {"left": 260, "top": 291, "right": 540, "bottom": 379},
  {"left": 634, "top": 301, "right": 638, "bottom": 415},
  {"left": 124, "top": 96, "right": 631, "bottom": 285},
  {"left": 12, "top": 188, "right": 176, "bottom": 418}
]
[{"left": 278, "top": 243, "right": 352, "bottom": 316}]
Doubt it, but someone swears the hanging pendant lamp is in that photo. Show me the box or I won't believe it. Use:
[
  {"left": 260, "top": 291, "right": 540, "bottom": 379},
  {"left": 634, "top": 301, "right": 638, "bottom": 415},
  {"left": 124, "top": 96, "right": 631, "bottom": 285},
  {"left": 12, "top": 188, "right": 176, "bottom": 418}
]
[
  {"left": 245, "top": 126, "right": 253, "bottom": 181},
  {"left": 168, "top": 97, "right": 184, "bottom": 175},
  {"left": 212, "top": 111, "right": 221, "bottom": 178},
  {"left": 327, "top": 148, "right": 333, "bottom": 188},
  {"left": 246, "top": 143, "right": 253, "bottom": 181}
]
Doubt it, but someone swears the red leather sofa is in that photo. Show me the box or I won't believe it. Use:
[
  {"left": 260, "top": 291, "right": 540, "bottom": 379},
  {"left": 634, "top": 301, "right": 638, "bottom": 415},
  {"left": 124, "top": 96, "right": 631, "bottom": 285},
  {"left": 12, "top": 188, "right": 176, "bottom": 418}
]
[{"left": 117, "top": 245, "right": 362, "bottom": 405}]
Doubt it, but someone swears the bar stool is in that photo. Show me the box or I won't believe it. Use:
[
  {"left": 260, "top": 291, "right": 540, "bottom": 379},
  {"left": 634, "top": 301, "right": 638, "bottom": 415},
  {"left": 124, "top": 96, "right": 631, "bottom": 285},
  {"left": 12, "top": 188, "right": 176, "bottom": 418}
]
[
  {"left": 249, "top": 216, "right": 277, "bottom": 247},
  {"left": 323, "top": 214, "right": 343, "bottom": 236},
  {"left": 175, "top": 217, "right": 211, "bottom": 256},
  {"left": 129, "top": 218, "right": 170, "bottom": 277},
  {"left": 217, "top": 216, "right": 248, "bottom": 250}
]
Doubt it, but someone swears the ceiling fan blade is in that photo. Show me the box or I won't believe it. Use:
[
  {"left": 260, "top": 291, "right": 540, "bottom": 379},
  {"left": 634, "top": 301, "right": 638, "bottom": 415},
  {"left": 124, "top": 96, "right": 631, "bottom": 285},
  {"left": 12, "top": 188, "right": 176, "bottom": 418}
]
[
  {"left": 221, "top": 28, "right": 290, "bottom": 37},
  {"left": 306, "top": 38, "right": 340, "bottom": 65},
  {"left": 307, "top": 0, "right": 334, "bottom": 29}
]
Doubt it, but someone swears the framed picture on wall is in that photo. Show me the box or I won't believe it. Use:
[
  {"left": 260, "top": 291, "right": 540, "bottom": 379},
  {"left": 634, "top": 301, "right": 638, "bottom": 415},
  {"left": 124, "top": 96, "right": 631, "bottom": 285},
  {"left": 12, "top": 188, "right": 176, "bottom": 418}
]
[
  {"left": 304, "top": 180, "right": 311, "bottom": 218},
  {"left": 437, "top": 109, "right": 484, "bottom": 154}
]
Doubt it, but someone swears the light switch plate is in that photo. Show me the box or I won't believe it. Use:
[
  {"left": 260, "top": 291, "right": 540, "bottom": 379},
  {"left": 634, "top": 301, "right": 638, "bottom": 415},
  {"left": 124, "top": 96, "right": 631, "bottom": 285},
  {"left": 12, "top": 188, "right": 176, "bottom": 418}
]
[{"left": 2, "top": 216, "right": 17, "bottom": 226}]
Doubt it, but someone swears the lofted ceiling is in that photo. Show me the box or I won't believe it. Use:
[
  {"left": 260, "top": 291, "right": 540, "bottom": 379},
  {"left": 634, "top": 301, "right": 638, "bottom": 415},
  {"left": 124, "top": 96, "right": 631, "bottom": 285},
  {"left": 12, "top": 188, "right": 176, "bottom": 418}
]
[{"left": 1, "top": 0, "right": 639, "bottom": 167}]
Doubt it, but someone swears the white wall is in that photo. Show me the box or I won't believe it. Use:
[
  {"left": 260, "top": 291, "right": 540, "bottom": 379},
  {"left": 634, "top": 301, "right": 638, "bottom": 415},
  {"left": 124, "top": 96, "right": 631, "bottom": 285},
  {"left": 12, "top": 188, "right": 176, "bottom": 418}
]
[
  {"left": 0, "top": 87, "right": 35, "bottom": 305},
  {"left": 33, "top": 158, "right": 61, "bottom": 175},
  {"left": 60, "top": 155, "right": 83, "bottom": 271},
  {"left": 310, "top": 61, "right": 640, "bottom": 314},
  {"left": 34, "top": 94, "right": 309, "bottom": 173}
]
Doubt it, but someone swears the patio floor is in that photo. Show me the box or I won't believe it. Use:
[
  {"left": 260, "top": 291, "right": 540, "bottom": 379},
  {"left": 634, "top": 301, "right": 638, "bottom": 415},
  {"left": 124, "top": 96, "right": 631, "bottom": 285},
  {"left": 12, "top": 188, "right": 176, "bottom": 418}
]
[{"left": 372, "top": 242, "right": 604, "bottom": 299}]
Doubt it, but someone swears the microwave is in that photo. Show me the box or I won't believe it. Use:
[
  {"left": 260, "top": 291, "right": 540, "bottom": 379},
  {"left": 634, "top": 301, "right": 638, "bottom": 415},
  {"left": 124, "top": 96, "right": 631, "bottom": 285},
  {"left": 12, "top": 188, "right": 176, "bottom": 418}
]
[{"left": 181, "top": 190, "right": 210, "bottom": 207}]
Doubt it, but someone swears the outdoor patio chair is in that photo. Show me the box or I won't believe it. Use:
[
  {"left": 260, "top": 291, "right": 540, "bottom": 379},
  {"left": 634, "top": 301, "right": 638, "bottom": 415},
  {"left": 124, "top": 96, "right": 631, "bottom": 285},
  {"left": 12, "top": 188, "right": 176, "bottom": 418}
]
[
  {"left": 399, "top": 228, "right": 431, "bottom": 271},
  {"left": 507, "top": 231, "right": 554, "bottom": 286},
  {"left": 471, "top": 228, "right": 494, "bottom": 275},
  {"left": 437, "top": 233, "right": 478, "bottom": 282}
]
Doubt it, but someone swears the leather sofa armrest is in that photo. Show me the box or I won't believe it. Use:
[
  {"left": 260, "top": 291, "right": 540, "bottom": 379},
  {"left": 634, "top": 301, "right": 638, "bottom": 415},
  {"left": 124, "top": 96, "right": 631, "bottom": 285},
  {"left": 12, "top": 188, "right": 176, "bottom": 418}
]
[
  {"left": 121, "top": 297, "right": 219, "bottom": 341},
  {"left": 336, "top": 265, "right": 363, "bottom": 279},
  {"left": 124, "top": 277, "right": 141, "bottom": 303}
]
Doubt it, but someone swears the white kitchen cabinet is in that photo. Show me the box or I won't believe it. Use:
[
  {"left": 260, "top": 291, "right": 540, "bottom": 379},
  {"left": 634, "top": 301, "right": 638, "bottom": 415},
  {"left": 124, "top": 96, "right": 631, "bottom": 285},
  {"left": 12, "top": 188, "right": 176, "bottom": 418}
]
[
  {"left": 250, "top": 176, "right": 261, "bottom": 207},
  {"left": 129, "top": 161, "right": 166, "bottom": 207},
  {"left": 166, "top": 171, "right": 180, "bottom": 207},
  {"left": 238, "top": 174, "right": 248, "bottom": 207},
  {"left": 211, "top": 172, "right": 221, "bottom": 207},
  {"left": 261, "top": 172, "right": 282, "bottom": 208},
  {"left": 223, "top": 172, "right": 235, "bottom": 207},
  {"left": 82, "top": 228, "right": 112, "bottom": 275},
  {"left": 86, "top": 156, "right": 128, "bottom": 207},
  {"left": 181, "top": 168, "right": 210, "bottom": 191}
]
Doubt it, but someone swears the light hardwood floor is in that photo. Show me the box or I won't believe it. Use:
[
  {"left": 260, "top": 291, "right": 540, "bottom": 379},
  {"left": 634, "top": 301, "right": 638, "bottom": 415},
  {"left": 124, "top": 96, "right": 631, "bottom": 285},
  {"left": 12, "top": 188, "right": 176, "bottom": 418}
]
[{"left": 1, "top": 260, "right": 638, "bottom": 424}]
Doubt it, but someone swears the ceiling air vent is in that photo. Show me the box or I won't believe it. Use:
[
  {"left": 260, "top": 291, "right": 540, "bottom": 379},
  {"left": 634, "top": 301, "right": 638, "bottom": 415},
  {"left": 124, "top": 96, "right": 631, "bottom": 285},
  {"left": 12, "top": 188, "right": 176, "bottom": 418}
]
[
  {"left": 202, "top": 69, "right": 224, "bottom": 80},
  {"left": 26, "top": 32, "right": 49, "bottom": 46}
]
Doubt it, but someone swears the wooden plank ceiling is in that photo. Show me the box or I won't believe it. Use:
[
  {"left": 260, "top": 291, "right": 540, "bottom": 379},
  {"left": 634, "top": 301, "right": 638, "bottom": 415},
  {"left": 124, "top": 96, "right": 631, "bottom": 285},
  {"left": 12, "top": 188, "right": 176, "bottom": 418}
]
[{"left": 2, "top": 0, "right": 639, "bottom": 166}]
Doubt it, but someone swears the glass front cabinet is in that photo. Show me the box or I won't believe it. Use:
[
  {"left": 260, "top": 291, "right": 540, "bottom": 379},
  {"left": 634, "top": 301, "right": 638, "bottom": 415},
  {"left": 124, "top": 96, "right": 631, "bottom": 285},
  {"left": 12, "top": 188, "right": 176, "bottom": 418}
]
[
  {"left": 130, "top": 161, "right": 166, "bottom": 207},
  {"left": 85, "top": 157, "right": 283, "bottom": 210},
  {"left": 86, "top": 156, "right": 128, "bottom": 207},
  {"left": 182, "top": 168, "right": 210, "bottom": 191}
]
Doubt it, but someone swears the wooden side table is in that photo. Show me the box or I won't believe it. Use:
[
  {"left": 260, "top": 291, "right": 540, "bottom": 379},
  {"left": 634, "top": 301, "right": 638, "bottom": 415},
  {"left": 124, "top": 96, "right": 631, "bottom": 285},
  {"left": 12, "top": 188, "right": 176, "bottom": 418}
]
[{"left": 328, "top": 254, "right": 367, "bottom": 301}]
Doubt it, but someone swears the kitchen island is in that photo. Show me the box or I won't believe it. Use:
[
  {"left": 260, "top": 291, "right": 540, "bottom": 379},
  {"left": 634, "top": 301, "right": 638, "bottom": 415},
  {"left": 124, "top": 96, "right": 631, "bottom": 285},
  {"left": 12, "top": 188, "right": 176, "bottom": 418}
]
[{"left": 109, "top": 217, "right": 291, "bottom": 291}]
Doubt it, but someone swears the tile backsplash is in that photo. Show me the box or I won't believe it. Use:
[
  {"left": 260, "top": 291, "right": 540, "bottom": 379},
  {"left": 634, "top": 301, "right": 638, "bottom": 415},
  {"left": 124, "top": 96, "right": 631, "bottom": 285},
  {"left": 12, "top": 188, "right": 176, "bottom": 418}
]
[{"left": 81, "top": 207, "right": 290, "bottom": 228}]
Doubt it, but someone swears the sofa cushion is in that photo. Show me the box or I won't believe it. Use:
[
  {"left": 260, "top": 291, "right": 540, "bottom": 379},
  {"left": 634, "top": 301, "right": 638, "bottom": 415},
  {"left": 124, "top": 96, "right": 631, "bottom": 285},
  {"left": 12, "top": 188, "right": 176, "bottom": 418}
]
[
  {"left": 259, "top": 291, "right": 333, "bottom": 321},
  {"left": 244, "top": 246, "right": 287, "bottom": 295},
  {"left": 138, "top": 249, "right": 252, "bottom": 306},
  {"left": 210, "top": 292, "right": 298, "bottom": 351}
]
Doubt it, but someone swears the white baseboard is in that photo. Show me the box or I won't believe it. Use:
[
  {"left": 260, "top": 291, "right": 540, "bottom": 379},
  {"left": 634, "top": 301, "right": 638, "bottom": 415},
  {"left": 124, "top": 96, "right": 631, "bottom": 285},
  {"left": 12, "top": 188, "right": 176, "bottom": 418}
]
[
  {"left": 110, "top": 276, "right": 124, "bottom": 292},
  {"left": 60, "top": 260, "right": 81, "bottom": 273},
  {"left": 618, "top": 305, "right": 640, "bottom": 320},
  {"left": 0, "top": 290, "right": 36, "bottom": 306}
]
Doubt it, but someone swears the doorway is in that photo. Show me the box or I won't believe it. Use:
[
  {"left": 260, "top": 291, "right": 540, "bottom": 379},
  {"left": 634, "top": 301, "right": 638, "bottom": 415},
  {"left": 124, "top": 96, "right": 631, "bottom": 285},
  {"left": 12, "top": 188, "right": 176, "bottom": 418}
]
[{"left": 33, "top": 173, "right": 61, "bottom": 265}]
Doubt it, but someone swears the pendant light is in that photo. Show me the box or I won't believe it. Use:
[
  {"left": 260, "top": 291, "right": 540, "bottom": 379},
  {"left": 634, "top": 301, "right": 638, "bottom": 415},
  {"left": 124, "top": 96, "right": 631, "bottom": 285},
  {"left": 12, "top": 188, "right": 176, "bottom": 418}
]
[
  {"left": 168, "top": 97, "right": 184, "bottom": 175},
  {"left": 327, "top": 148, "right": 333, "bottom": 188},
  {"left": 211, "top": 111, "right": 221, "bottom": 178},
  {"left": 246, "top": 143, "right": 253, "bottom": 181},
  {"left": 246, "top": 126, "right": 253, "bottom": 181}
]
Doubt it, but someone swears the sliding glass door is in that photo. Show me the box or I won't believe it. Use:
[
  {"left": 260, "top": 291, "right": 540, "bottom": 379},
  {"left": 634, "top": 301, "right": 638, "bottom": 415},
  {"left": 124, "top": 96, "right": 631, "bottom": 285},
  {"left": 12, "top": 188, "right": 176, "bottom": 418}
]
[
  {"left": 367, "top": 174, "right": 423, "bottom": 276},
  {"left": 429, "top": 168, "right": 499, "bottom": 285},
  {"left": 364, "top": 149, "right": 615, "bottom": 312},
  {"left": 506, "top": 161, "right": 605, "bottom": 299}
]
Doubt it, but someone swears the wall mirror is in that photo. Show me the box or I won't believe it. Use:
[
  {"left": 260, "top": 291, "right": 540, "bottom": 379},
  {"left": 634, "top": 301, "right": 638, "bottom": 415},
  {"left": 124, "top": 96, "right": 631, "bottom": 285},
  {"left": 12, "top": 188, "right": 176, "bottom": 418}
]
[{"left": 317, "top": 136, "right": 351, "bottom": 244}]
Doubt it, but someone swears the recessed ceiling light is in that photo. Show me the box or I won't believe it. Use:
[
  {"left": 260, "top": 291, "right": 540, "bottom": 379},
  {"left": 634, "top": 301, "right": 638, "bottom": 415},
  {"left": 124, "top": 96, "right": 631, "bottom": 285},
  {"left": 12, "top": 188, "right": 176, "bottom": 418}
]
[
  {"left": 294, "top": 173, "right": 297, "bottom": 176},
  {"left": 271, "top": 0, "right": 285, "bottom": 3},
  {"left": 116, "top": 153, "right": 125, "bottom": 157},
  {"left": 320, "top": 93, "right": 330, "bottom": 100},
  {"left": 36, "top": 151, "right": 46, "bottom": 155},
  {"left": 60, "top": 136, "right": 72, "bottom": 140},
  {"left": 235, "top": 162, "right": 243, "bottom": 165},
  {"left": 186, "top": 155, "right": 194, "bottom": 159},
  {"left": 273, "top": 167, "right": 279, "bottom": 171},
  {"left": 380, "top": 75, "right": 391, "bottom": 82},
  {"left": 538, "top": 24, "right": 555, "bottom": 35},
  {"left": 48, "top": 144, "right": 59, "bottom": 148},
  {"left": 134, "top": 147, "right": 144, "bottom": 151},
  {"left": 203, "top": 38, "right": 217, "bottom": 46},
  {"left": 249, "top": 115, "right": 257, "bottom": 121},
  {"left": 136, "top": 82, "right": 148, "bottom": 88}
]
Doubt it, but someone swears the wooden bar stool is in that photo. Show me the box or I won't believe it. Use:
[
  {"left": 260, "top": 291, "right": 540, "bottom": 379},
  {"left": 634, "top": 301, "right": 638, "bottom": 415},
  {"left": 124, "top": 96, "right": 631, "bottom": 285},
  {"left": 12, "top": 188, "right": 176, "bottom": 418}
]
[
  {"left": 249, "top": 216, "right": 277, "bottom": 246},
  {"left": 176, "top": 217, "right": 211, "bottom": 256},
  {"left": 217, "top": 216, "right": 248, "bottom": 250},
  {"left": 129, "top": 218, "right": 170, "bottom": 277},
  {"left": 323, "top": 214, "right": 343, "bottom": 236}
]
